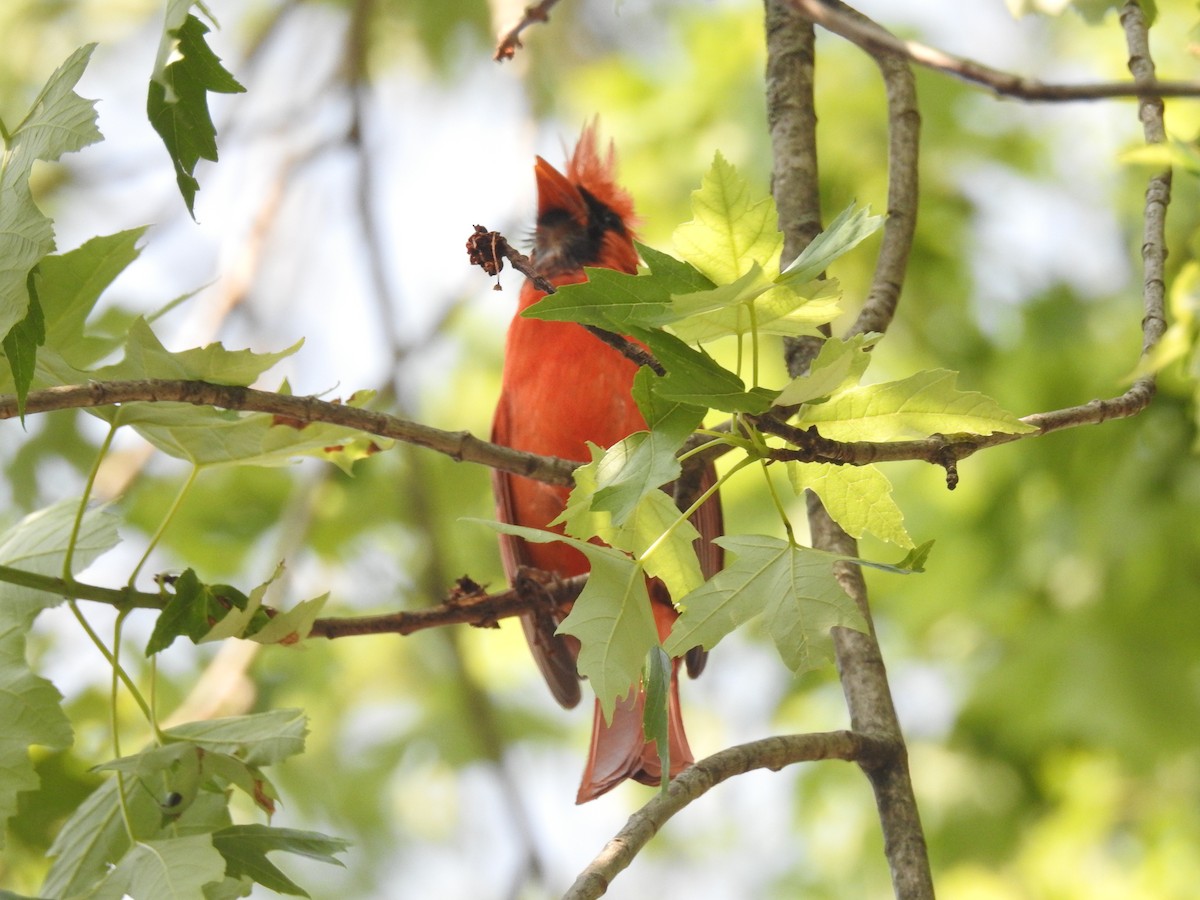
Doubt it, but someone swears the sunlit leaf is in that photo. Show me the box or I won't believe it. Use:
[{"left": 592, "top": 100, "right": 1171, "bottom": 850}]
[
  {"left": 672, "top": 151, "right": 783, "bottom": 285},
  {"left": 794, "top": 368, "right": 1037, "bottom": 440},
  {"left": 774, "top": 333, "right": 879, "bottom": 407},
  {"left": 664, "top": 535, "right": 866, "bottom": 672},
  {"left": 777, "top": 202, "right": 884, "bottom": 286},
  {"left": 789, "top": 461, "right": 914, "bottom": 549}
]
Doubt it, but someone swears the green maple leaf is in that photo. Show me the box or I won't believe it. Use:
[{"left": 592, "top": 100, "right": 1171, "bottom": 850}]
[
  {"left": 90, "top": 835, "right": 226, "bottom": 899},
  {"left": 0, "top": 43, "right": 102, "bottom": 403},
  {"left": 672, "top": 151, "right": 783, "bottom": 285},
  {"left": 789, "top": 462, "right": 914, "bottom": 549},
  {"left": 774, "top": 333, "right": 878, "bottom": 408},
  {"left": 664, "top": 535, "right": 866, "bottom": 673},
  {"left": 0, "top": 499, "right": 119, "bottom": 845},
  {"left": 471, "top": 520, "right": 658, "bottom": 722},
  {"left": 212, "top": 825, "right": 349, "bottom": 896},
  {"left": 33, "top": 229, "right": 150, "bottom": 378},
  {"left": 148, "top": 6, "right": 245, "bottom": 217},
  {"left": 794, "top": 368, "right": 1038, "bottom": 440}
]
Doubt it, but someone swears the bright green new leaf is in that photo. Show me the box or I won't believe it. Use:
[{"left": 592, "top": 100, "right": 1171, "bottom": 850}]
[
  {"left": 212, "top": 825, "right": 350, "bottom": 896},
  {"left": 148, "top": 9, "right": 245, "bottom": 217},
  {"left": 0, "top": 44, "right": 101, "bottom": 368},
  {"left": 618, "top": 490, "right": 704, "bottom": 599},
  {"left": 473, "top": 519, "right": 658, "bottom": 722},
  {"left": 672, "top": 151, "right": 783, "bottom": 285},
  {"left": 90, "top": 835, "right": 226, "bottom": 900},
  {"left": 778, "top": 202, "right": 884, "bottom": 287},
  {"left": 554, "top": 446, "right": 704, "bottom": 601},
  {"left": 591, "top": 431, "right": 685, "bottom": 523},
  {"left": 789, "top": 461, "right": 914, "bottom": 549},
  {"left": 794, "top": 368, "right": 1038, "bottom": 440},
  {"left": 664, "top": 535, "right": 866, "bottom": 673},
  {"left": 668, "top": 273, "right": 841, "bottom": 344},
  {"left": 774, "top": 333, "right": 878, "bottom": 407}
]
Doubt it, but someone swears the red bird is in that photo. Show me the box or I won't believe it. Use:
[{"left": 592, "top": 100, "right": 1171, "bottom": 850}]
[{"left": 491, "top": 125, "right": 723, "bottom": 803}]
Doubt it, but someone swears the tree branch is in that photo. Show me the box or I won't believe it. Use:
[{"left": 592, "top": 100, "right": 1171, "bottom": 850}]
[
  {"left": 769, "top": 3, "right": 935, "bottom": 898},
  {"left": 791, "top": 0, "right": 1200, "bottom": 102},
  {"left": 494, "top": 0, "right": 564, "bottom": 61},
  {"left": 0, "top": 559, "right": 585, "bottom": 639},
  {"left": 308, "top": 571, "right": 585, "bottom": 638},
  {"left": 563, "top": 730, "right": 892, "bottom": 899},
  {"left": 0, "top": 380, "right": 577, "bottom": 487}
]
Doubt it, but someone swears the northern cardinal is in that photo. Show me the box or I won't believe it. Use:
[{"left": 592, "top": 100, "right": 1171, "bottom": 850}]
[{"left": 491, "top": 125, "right": 723, "bottom": 803}]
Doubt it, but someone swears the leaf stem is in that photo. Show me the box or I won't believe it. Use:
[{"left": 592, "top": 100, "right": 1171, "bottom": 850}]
[
  {"left": 760, "top": 459, "right": 796, "bottom": 544},
  {"left": 639, "top": 456, "right": 755, "bottom": 564},
  {"left": 62, "top": 422, "right": 117, "bottom": 580},
  {"left": 127, "top": 467, "right": 198, "bottom": 588}
]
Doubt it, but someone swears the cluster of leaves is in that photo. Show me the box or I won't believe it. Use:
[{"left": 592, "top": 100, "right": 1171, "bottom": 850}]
[
  {"left": 481, "top": 153, "right": 1035, "bottom": 769},
  {"left": 0, "top": 8, "right": 357, "bottom": 897}
]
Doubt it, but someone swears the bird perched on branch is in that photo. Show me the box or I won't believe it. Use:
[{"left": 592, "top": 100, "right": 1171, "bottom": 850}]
[{"left": 491, "top": 124, "right": 723, "bottom": 803}]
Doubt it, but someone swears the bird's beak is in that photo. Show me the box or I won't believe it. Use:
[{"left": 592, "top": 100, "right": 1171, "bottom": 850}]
[{"left": 534, "top": 156, "right": 587, "bottom": 223}]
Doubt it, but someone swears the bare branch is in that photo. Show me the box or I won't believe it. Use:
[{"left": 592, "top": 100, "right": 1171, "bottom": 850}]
[
  {"left": 791, "top": 0, "right": 1200, "bottom": 102},
  {"left": 564, "top": 731, "right": 893, "bottom": 899},
  {"left": 494, "top": 0, "right": 564, "bottom": 61}
]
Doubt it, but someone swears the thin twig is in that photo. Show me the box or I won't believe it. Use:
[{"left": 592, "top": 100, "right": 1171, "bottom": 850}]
[
  {"left": 791, "top": 0, "right": 1200, "bottom": 102},
  {"left": 468, "top": 226, "right": 666, "bottom": 375},
  {"left": 494, "top": 0, "right": 564, "bottom": 61},
  {"left": 563, "top": 731, "right": 892, "bottom": 899}
]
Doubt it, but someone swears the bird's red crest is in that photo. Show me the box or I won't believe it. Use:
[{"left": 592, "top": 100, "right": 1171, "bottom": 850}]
[{"left": 564, "top": 121, "right": 637, "bottom": 228}]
